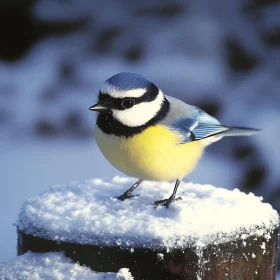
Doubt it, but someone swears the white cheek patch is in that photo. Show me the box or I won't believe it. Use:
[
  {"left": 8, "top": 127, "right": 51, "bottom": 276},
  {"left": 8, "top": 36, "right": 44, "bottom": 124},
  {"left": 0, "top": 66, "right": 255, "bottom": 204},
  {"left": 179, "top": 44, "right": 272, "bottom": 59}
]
[
  {"left": 101, "top": 83, "right": 147, "bottom": 98},
  {"left": 112, "top": 92, "right": 164, "bottom": 127}
]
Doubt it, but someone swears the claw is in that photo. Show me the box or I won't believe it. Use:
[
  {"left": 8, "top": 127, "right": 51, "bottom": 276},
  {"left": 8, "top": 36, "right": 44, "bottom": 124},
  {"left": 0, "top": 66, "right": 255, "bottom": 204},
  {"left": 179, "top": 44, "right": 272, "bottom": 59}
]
[
  {"left": 154, "top": 196, "right": 182, "bottom": 208},
  {"left": 114, "top": 179, "right": 143, "bottom": 201},
  {"left": 115, "top": 191, "right": 139, "bottom": 201}
]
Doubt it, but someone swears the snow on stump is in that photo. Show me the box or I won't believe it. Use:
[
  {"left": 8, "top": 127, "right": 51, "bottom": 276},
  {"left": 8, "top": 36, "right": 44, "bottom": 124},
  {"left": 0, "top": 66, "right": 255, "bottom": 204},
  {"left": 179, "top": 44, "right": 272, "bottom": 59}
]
[{"left": 17, "top": 177, "right": 279, "bottom": 280}]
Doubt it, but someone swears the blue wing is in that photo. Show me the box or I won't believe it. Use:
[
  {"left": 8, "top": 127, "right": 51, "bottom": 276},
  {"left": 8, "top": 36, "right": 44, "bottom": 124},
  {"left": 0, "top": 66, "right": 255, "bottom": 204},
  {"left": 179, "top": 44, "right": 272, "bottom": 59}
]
[
  {"left": 170, "top": 111, "right": 229, "bottom": 143},
  {"left": 161, "top": 97, "right": 229, "bottom": 144},
  {"left": 192, "top": 108, "right": 229, "bottom": 141}
]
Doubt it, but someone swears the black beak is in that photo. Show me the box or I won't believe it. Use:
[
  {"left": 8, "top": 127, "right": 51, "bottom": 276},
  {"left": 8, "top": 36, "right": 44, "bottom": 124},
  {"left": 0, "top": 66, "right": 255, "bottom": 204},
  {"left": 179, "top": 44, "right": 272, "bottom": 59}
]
[{"left": 89, "top": 103, "right": 108, "bottom": 112}]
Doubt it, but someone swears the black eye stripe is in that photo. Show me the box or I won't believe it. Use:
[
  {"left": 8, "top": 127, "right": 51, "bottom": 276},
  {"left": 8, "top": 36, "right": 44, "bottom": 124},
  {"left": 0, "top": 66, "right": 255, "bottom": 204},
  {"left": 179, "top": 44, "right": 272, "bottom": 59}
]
[
  {"left": 97, "top": 97, "right": 170, "bottom": 137},
  {"left": 98, "top": 83, "right": 159, "bottom": 110}
]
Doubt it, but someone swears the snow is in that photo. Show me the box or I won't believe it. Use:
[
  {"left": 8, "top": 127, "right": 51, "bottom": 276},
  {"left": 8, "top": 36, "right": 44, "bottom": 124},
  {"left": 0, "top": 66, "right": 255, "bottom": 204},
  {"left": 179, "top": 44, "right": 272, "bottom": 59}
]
[
  {"left": 0, "top": 252, "right": 133, "bottom": 280},
  {"left": 17, "top": 177, "right": 278, "bottom": 251}
]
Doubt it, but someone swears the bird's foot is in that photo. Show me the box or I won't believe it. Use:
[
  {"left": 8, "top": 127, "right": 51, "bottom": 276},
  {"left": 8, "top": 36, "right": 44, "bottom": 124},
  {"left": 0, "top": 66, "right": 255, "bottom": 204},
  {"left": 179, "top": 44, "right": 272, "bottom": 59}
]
[
  {"left": 154, "top": 195, "right": 182, "bottom": 208},
  {"left": 115, "top": 191, "right": 139, "bottom": 201}
]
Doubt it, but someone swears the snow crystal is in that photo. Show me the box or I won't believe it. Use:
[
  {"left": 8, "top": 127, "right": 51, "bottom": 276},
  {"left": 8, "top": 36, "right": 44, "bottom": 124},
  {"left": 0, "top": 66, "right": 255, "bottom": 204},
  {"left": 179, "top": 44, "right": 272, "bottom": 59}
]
[
  {"left": 157, "top": 253, "right": 164, "bottom": 261},
  {"left": 17, "top": 177, "right": 279, "bottom": 251},
  {"left": 0, "top": 252, "right": 133, "bottom": 280}
]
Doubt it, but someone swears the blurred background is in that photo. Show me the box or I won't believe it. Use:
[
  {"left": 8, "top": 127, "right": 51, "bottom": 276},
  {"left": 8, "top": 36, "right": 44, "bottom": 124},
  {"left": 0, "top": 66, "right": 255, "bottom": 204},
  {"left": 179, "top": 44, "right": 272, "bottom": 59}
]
[{"left": 0, "top": 0, "right": 280, "bottom": 267}]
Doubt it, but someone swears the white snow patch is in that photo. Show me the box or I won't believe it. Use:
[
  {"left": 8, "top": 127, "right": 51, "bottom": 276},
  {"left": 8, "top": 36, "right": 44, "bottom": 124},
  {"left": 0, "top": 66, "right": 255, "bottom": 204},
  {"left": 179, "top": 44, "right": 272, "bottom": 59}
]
[
  {"left": 260, "top": 242, "right": 267, "bottom": 254},
  {"left": 17, "top": 177, "right": 279, "bottom": 251},
  {"left": 116, "top": 268, "right": 134, "bottom": 280},
  {"left": 0, "top": 252, "right": 133, "bottom": 280}
]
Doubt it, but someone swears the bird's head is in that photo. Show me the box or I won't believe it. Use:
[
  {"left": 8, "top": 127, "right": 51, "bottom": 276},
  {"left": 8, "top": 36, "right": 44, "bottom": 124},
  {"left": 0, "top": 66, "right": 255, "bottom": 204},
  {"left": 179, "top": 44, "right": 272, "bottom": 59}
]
[{"left": 90, "top": 72, "right": 168, "bottom": 131}]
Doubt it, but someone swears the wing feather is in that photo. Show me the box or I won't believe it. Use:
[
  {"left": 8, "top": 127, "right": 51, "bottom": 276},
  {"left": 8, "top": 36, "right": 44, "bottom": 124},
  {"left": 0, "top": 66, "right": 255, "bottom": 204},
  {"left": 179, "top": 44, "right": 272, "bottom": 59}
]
[
  {"left": 193, "top": 110, "right": 229, "bottom": 140},
  {"left": 161, "top": 97, "right": 228, "bottom": 143}
]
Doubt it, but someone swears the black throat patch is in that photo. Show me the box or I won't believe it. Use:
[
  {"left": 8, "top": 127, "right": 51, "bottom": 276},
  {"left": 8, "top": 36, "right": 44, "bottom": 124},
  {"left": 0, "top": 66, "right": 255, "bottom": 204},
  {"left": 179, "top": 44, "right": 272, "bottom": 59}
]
[{"left": 96, "top": 97, "right": 170, "bottom": 138}]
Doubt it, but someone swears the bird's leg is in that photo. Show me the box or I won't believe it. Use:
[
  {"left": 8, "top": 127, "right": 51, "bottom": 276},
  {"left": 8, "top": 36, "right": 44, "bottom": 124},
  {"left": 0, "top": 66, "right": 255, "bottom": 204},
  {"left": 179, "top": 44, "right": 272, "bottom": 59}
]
[
  {"left": 154, "top": 180, "right": 182, "bottom": 208},
  {"left": 115, "top": 179, "right": 143, "bottom": 201}
]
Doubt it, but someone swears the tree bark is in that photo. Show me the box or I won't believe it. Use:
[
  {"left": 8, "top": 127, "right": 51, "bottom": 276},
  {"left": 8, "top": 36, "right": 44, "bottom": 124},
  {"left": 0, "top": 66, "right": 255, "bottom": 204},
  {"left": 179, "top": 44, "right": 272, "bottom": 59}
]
[{"left": 17, "top": 227, "right": 278, "bottom": 280}]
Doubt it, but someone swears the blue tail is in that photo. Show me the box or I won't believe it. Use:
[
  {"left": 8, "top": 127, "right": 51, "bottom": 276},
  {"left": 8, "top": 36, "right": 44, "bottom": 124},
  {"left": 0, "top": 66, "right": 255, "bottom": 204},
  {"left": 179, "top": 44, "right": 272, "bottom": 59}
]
[{"left": 219, "top": 127, "right": 260, "bottom": 137}]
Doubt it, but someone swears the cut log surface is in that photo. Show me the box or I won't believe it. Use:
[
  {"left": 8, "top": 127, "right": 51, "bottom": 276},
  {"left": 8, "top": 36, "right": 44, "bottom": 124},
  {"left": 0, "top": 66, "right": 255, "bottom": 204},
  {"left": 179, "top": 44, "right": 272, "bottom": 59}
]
[{"left": 17, "top": 177, "right": 279, "bottom": 280}]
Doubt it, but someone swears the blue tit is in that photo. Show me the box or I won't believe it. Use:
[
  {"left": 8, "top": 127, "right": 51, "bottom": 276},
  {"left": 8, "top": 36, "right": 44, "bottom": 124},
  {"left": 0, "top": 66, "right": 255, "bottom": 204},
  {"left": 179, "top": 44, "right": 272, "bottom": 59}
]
[{"left": 89, "top": 72, "right": 259, "bottom": 208}]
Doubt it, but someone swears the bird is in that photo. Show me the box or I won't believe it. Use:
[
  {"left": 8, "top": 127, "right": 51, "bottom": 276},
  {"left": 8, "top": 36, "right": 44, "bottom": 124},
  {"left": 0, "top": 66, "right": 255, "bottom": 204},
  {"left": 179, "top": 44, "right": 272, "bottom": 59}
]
[{"left": 89, "top": 72, "right": 259, "bottom": 208}]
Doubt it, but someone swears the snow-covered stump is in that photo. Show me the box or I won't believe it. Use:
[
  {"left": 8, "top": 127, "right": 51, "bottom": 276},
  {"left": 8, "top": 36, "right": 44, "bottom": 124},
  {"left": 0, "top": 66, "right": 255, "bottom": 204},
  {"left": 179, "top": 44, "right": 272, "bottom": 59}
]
[{"left": 17, "top": 177, "right": 279, "bottom": 280}]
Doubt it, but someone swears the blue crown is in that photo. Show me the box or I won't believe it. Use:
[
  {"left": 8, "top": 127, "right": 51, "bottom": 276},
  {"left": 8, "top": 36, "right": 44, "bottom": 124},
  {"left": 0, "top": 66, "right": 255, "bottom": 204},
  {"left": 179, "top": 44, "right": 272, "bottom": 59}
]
[{"left": 105, "top": 72, "right": 151, "bottom": 91}]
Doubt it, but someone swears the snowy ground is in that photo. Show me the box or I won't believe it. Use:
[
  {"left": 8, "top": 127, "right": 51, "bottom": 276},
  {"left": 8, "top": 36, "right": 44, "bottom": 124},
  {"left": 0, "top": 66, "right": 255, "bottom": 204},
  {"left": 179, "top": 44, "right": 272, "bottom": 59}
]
[
  {"left": 0, "top": 252, "right": 133, "bottom": 280},
  {"left": 1, "top": 251, "right": 279, "bottom": 280}
]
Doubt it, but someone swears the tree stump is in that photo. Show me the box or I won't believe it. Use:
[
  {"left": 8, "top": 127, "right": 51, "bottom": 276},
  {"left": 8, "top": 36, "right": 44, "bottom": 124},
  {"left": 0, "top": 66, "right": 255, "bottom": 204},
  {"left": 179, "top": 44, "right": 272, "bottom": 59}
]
[{"left": 17, "top": 177, "right": 279, "bottom": 280}]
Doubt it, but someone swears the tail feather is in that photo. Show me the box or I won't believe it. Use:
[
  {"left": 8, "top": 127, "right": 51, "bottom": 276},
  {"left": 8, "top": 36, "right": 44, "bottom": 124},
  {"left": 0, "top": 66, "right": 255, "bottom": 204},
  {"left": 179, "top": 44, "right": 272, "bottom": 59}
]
[
  {"left": 220, "top": 126, "right": 260, "bottom": 137},
  {"left": 199, "top": 126, "right": 259, "bottom": 147}
]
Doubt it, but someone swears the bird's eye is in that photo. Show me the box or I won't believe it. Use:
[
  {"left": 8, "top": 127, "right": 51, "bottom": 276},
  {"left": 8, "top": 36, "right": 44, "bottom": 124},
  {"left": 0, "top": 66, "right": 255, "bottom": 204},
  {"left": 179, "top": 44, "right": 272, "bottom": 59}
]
[{"left": 121, "top": 99, "right": 135, "bottom": 109}]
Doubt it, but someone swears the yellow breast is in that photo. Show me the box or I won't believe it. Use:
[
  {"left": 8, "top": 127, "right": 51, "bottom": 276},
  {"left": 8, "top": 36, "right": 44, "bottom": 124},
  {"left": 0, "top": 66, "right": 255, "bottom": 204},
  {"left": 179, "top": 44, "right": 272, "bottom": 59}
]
[{"left": 94, "top": 125, "right": 204, "bottom": 181}]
